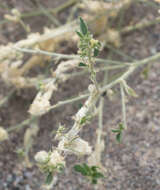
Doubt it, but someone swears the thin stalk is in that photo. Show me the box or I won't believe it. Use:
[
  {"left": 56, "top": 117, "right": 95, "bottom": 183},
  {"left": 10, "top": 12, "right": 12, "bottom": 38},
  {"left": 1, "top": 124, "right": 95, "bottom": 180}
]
[
  {"left": 0, "top": 0, "right": 79, "bottom": 26},
  {"left": 49, "top": 93, "right": 89, "bottom": 110},
  {"left": 38, "top": 4, "right": 61, "bottom": 26},
  {"left": 105, "top": 43, "right": 135, "bottom": 62},
  {"left": 97, "top": 97, "right": 104, "bottom": 145},
  {"left": 120, "top": 83, "right": 127, "bottom": 129},
  {"left": 14, "top": 47, "right": 125, "bottom": 65},
  {"left": 121, "top": 17, "right": 160, "bottom": 34},
  {"left": 7, "top": 116, "right": 38, "bottom": 132},
  {"left": 0, "top": 89, "right": 15, "bottom": 108}
]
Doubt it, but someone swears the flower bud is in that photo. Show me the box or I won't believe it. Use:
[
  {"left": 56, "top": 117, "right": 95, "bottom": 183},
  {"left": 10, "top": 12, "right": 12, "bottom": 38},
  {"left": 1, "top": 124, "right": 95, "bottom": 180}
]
[
  {"left": 0, "top": 127, "right": 8, "bottom": 142},
  {"left": 90, "top": 39, "right": 98, "bottom": 47},
  {"left": 48, "top": 151, "right": 65, "bottom": 167},
  {"left": 88, "top": 84, "right": 96, "bottom": 93},
  {"left": 11, "top": 9, "right": 21, "bottom": 17},
  {"left": 34, "top": 151, "right": 48, "bottom": 163},
  {"left": 68, "top": 138, "right": 92, "bottom": 155}
]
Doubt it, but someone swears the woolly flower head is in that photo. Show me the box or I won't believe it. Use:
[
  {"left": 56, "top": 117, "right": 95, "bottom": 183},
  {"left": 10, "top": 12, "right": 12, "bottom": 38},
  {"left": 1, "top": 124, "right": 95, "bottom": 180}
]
[
  {"left": 70, "top": 138, "right": 92, "bottom": 155},
  {"left": 29, "top": 82, "right": 56, "bottom": 116},
  {"left": 48, "top": 151, "right": 65, "bottom": 167},
  {"left": 0, "top": 127, "right": 8, "bottom": 142},
  {"left": 34, "top": 150, "right": 49, "bottom": 164},
  {"left": 59, "top": 137, "right": 92, "bottom": 156},
  {"left": 29, "top": 95, "right": 51, "bottom": 116}
]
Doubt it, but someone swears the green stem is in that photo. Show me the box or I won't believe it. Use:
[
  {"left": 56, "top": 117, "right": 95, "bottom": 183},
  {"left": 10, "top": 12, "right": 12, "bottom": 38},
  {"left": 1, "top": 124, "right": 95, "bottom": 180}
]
[
  {"left": 14, "top": 47, "right": 124, "bottom": 65},
  {"left": 97, "top": 97, "right": 104, "bottom": 145},
  {"left": 121, "top": 17, "right": 160, "bottom": 34},
  {"left": 120, "top": 83, "right": 127, "bottom": 129},
  {"left": 7, "top": 116, "right": 38, "bottom": 132}
]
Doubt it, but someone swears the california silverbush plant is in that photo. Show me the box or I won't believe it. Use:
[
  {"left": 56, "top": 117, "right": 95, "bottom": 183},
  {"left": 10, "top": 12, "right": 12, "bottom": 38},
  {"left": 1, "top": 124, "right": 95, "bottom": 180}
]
[{"left": 1, "top": 2, "right": 160, "bottom": 188}]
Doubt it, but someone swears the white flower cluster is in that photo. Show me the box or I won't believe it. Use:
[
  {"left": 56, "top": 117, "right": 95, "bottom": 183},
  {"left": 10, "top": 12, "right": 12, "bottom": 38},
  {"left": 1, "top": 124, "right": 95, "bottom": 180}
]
[
  {"left": 69, "top": 137, "right": 92, "bottom": 155},
  {"left": 0, "top": 127, "right": 8, "bottom": 142},
  {"left": 29, "top": 82, "right": 57, "bottom": 116},
  {"left": 35, "top": 150, "right": 65, "bottom": 169},
  {"left": 58, "top": 137, "right": 92, "bottom": 156},
  {"left": 29, "top": 94, "right": 51, "bottom": 116},
  {"left": 34, "top": 150, "right": 48, "bottom": 164},
  {"left": 48, "top": 151, "right": 65, "bottom": 167}
]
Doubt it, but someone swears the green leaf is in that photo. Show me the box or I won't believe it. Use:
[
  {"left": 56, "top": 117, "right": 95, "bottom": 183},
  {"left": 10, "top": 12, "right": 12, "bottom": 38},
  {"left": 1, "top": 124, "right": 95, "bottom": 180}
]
[
  {"left": 91, "top": 166, "right": 99, "bottom": 172},
  {"left": 57, "top": 163, "right": 64, "bottom": 173},
  {"left": 91, "top": 178, "right": 97, "bottom": 184},
  {"left": 78, "top": 103, "right": 83, "bottom": 109},
  {"left": 93, "top": 48, "right": 99, "bottom": 57},
  {"left": 116, "top": 132, "right": 122, "bottom": 143},
  {"left": 141, "top": 65, "right": 150, "bottom": 79},
  {"left": 126, "top": 86, "right": 138, "bottom": 98},
  {"left": 79, "top": 17, "right": 88, "bottom": 35},
  {"left": 92, "top": 172, "right": 104, "bottom": 178},
  {"left": 45, "top": 172, "right": 53, "bottom": 185},
  {"left": 76, "top": 31, "right": 83, "bottom": 38},
  {"left": 119, "top": 123, "right": 125, "bottom": 131},
  {"left": 112, "top": 129, "right": 120, "bottom": 133},
  {"left": 74, "top": 165, "right": 88, "bottom": 176},
  {"left": 79, "top": 62, "right": 87, "bottom": 67},
  {"left": 83, "top": 163, "right": 91, "bottom": 175},
  {"left": 80, "top": 116, "right": 87, "bottom": 125}
]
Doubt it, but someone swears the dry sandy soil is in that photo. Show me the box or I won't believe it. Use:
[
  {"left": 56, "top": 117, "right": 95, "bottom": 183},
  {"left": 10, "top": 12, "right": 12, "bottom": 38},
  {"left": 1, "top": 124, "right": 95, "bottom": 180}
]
[{"left": 0, "top": 0, "right": 160, "bottom": 190}]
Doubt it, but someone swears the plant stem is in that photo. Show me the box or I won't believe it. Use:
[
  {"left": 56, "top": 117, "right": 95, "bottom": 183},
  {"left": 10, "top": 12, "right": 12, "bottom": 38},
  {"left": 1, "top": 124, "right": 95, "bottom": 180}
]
[
  {"left": 49, "top": 93, "right": 89, "bottom": 110},
  {"left": 121, "top": 17, "right": 160, "bottom": 34},
  {"left": 14, "top": 47, "right": 125, "bottom": 65},
  {"left": 97, "top": 97, "right": 104, "bottom": 145},
  {"left": 7, "top": 116, "right": 38, "bottom": 132},
  {"left": 120, "top": 83, "right": 127, "bottom": 129},
  {"left": 0, "top": 89, "right": 15, "bottom": 108}
]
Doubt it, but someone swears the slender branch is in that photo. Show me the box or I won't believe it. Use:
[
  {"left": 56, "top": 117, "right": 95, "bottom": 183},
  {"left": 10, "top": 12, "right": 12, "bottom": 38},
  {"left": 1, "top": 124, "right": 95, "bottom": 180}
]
[
  {"left": 121, "top": 17, "right": 160, "bottom": 34},
  {"left": 38, "top": 4, "right": 61, "bottom": 27},
  {"left": 1, "top": 0, "right": 79, "bottom": 26},
  {"left": 7, "top": 116, "right": 38, "bottom": 132},
  {"left": 49, "top": 52, "right": 160, "bottom": 112},
  {"left": 97, "top": 97, "right": 104, "bottom": 145},
  {"left": 120, "top": 83, "right": 127, "bottom": 129},
  {"left": 49, "top": 93, "right": 89, "bottom": 111},
  {"left": 7, "top": 51, "right": 160, "bottom": 133},
  {"left": 0, "top": 89, "right": 15, "bottom": 108},
  {"left": 14, "top": 47, "right": 126, "bottom": 65}
]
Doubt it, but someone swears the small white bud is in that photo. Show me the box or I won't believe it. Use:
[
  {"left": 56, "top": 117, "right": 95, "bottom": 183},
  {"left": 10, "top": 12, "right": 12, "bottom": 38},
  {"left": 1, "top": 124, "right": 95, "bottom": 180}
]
[
  {"left": 0, "top": 127, "right": 8, "bottom": 142},
  {"left": 11, "top": 9, "right": 21, "bottom": 17},
  {"left": 48, "top": 151, "right": 65, "bottom": 167},
  {"left": 68, "top": 138, "right": 92, "bottom": 155},
  {"left": 90, "top": 39, "right": 98, "bottom": 47},
  {"left": 29, "top": 96, "right": 51, "bottom": 116},
  {"left": 34, "top": 151, "right": 48, "bottom": 163},
  {"left": 88, "top": 84, "right": 96, "bottom": 93}
]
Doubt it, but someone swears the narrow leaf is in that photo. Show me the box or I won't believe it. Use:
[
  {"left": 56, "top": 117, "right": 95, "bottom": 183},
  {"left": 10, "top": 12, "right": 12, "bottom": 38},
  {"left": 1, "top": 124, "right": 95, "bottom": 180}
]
[
  {"left": 92, "top": 178, "right": 97, "bottom": 184},
  {"left": 80, "top": 116, "right": 87, "bottom": 125},
  {"left": 79, "top": 62, "right": 87, "bottom": 67},
  {"left": 91, "top": 166, "right": 99, "bottom": 172},
  {"left": 74, "top": 165, "right": 88, "bottom": 176},
  {"left": 116, "top": 133, "right": 122, "bottom": 143},
  {"left": 45, "top": 172, "right": 53, "bottom": 185},
  {"left": 76, "top": 31, "right": 83, "bottom": 38},
  {"left": 79, "top": 17, "right": 88, "bottom": 35},
  {"left": 112, "top": 129, "right": 120, "bottom": 133},
  {"left": 92, "top": 172, "right": 104, "bottom": 178},
  {"left": 78, "top": 103, "right": 83, "bottom": 109},
  {"left": 119, "top": 123, "right": 124, "bottom": 131},
  {"left": 83, "top": 163, "right": 91, "bottom": 175},
  {"left": 126, "top": 86, "right": 138, "bottom": 98},
  {"left": 94, "top": 48, "right": 99, "bottom": 57}
]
